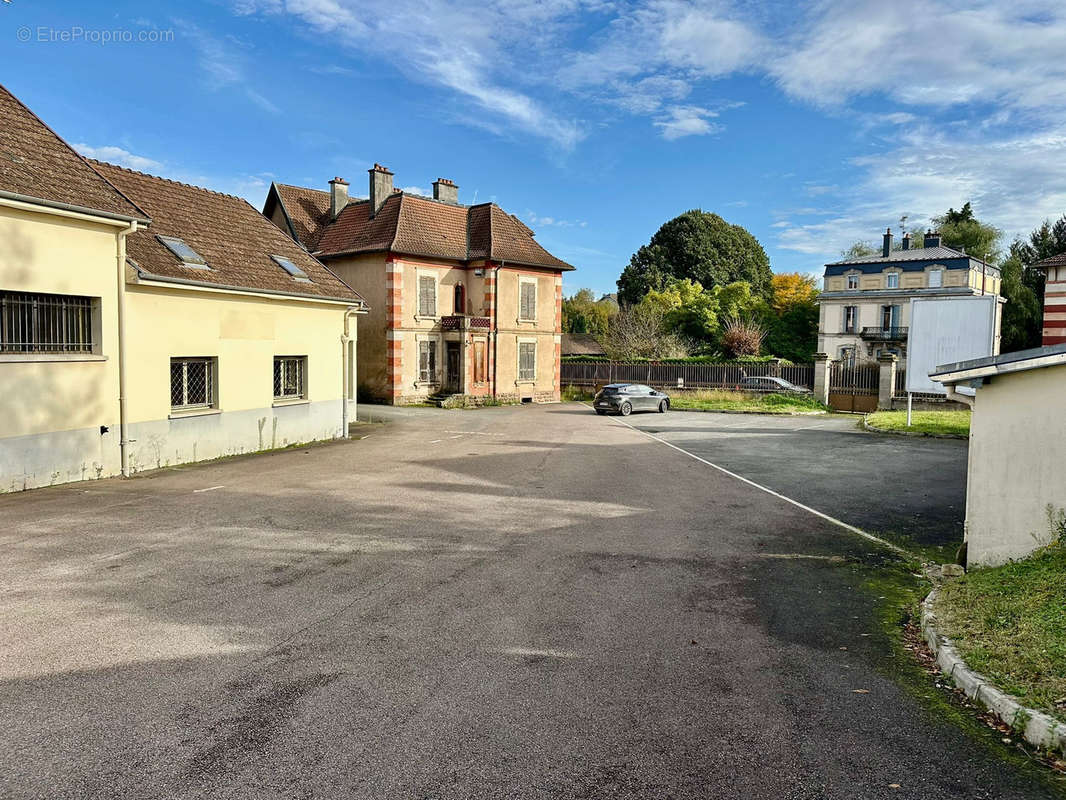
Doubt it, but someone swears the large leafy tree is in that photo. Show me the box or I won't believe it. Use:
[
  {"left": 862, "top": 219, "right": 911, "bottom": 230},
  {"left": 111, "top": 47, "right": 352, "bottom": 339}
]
[
  {"left": 762, "top": 273, "right": 819, "bottom": 362},
  {"left": 998, "top": 243, "right": 1043, "bottom": 352},
  {"left": 562, "top": 288, "right": 614, "bottom": 337},
  {"left": 617, "top": 210, "right": 772, "bottom": 305},
  {"left": 933, "top": 202, "right": 1002, "bottom": 263}
]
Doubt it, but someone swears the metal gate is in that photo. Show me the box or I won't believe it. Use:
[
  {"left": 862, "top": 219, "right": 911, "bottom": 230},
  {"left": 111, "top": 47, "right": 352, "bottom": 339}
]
[{"left": 828, "top": 361, "right": 879, "bottom": 412}]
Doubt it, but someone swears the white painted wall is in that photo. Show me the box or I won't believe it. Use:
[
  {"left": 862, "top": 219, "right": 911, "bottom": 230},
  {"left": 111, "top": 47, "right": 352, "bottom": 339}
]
[{"left": 966, "top": 363, "right": 1066, "bottom": 567}]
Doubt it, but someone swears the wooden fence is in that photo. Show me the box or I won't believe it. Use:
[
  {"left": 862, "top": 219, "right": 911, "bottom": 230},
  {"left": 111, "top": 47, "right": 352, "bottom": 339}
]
[{"left": 560, "top": 361, "right": 814, "bottom": 390}]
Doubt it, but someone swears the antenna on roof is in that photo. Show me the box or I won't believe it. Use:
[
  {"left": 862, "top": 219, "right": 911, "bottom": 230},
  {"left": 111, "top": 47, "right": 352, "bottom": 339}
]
[{"left": 472, "top": 189, "right": 478, "bottom": 204}]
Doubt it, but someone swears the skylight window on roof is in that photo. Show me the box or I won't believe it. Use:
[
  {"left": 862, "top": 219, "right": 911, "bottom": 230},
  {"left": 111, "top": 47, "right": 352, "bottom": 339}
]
[
  {"left": 271, "top": 255, "right": 311, "bottom": 282},
  {"left": 157, "top": 235, "right": 209, "bottom": 269}
]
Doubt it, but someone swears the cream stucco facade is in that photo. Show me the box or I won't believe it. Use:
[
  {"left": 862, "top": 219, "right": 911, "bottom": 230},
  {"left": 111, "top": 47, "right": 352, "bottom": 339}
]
[
  {"left": 931, "top": 349, "right": 1066, "bottom": 567},
  {"left": 963, "top": 364, "right": 1066, "bottom": 566},
  {"left": 0, "top": 201, "right": 127, "bottom": 491},
  {"left": 0, "top": 201, "right": 361, "bottom": 493},
  {"left": 326, "top": 253, "right": 562, "bottom": 405}
]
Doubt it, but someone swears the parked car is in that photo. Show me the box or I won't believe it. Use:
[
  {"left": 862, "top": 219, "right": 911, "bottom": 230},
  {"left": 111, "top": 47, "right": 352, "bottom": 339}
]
[
  {"left": 737, "top": 376, "right": 811, "bottom": 394},
  {"left": 593, "top": 383, "right": 670, "bottom": 416}
]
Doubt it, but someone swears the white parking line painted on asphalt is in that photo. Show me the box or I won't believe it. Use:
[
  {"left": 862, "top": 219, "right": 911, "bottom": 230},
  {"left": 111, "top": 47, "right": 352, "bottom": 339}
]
[
  {"left": 600, "top": 410, "right": 912, "bottom": 558},
  {"left": 193, "top": 486, "right": 225, "bottom": 493},
  {"left": 429, "top": 439, "right": 442, "bottom": 444},
  {"left": 449, "top": 435, "right": 463, "bottom": 439},
  {"left": 444, "top": 430, "right": 504, "bottom": 436},
  {"left": 502, "top": 647, "right": 578, "bottom": 659}
]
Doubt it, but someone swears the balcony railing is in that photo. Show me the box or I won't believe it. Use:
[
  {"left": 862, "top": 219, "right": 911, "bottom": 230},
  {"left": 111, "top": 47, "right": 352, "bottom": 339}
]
[
  {"left": 860, "top": 326, "right": 908, "bottom": 341},
  {"left": 440, "top": 314, "right": 492, "bottom": 330}
]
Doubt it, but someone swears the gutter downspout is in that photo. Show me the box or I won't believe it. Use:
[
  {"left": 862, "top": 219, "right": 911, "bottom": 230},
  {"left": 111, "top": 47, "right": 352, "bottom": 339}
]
[
  {"left": 117, "top": 221, "right": 139, "bottom": 477},
  {"left": 493, "top": 262, "right": 503, "bottom": 400},
  {"left": 341, "top": 306, "right": 364, "bottom": 437}
]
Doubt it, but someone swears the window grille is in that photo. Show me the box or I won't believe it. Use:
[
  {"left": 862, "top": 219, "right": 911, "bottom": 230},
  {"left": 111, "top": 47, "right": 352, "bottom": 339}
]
[
  {"left": 171, "top": 358, "right": 215, "bottom": 410},
  {"left": 520, "top": 281, "right": 537, "bottom": 320},
  {"left": 418, "top": 276, "right": 436, "bottom": 317},
  {"left": 518, "top": 341, "right": 536, "bottom": 381},
  {"left": 0, "top": 292, "right": 94, "bottom": 353},
  {"left": 274, "top": 356, "right": 306, "bottom": 399},
  {"left": 419, "top": 340, "right": 437, "bottom": 383}
]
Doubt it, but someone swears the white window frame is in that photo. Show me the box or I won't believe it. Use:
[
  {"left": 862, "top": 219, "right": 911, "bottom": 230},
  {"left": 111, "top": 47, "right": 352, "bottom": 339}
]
[
  {"left": 885, "top": 271, "right": 900, "bottom": 289},
  {"left": 843, "top": 305, "right": 858, "bottom": 333},
  {"left": 518, "top": 277, "right": 538, "bottom": 323},
  {"left": 170, "top": 357, "right": 217, "bottom": 413},
  {"left": 416, "top": 270, "right": 439, "bottom": 320},
  {"left": 273, "top": 355, "right": 308, "bottom": 403},
  {"left": 517, "top": 338, "right": 537, "bottom": 383},
  {"left": 928, "top": 268, "right": 944, "bottom": 288},
  {"left": 846, "top": 272, "right": 860, "bottom": 290}
]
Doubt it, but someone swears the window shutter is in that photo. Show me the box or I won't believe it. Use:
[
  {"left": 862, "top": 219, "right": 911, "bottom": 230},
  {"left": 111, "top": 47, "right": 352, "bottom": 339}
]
[
  {"left": 419, "top": 276, "right": 436, "bottom": 317},
  {"left": 521, "top": 282, "right": 536, "bottom": 320}
]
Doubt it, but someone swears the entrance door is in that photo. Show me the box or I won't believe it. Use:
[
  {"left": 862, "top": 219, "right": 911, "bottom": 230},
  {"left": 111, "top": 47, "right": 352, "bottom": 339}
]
[{"left": 445, "top": 342, "right": 461, "bottom": 393}]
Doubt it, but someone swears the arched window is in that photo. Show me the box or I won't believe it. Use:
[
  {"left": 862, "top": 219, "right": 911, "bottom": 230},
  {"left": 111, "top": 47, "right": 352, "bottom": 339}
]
[{"left": 453, "top": 283, "right": 465, "bottom": 315}]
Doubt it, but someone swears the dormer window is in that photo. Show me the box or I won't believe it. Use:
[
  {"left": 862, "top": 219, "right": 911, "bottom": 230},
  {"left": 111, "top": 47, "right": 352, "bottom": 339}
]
[
  {"left": 886, "top": 272, "right": 899, "bottom": 289},
  {"left": 846, "top": 273, "right": 859, "bottom": 289},
  {"left": 270, "top": 255, "right": 311, "bottom": 283},
  {"left": 928, "top": 268, "right": 943, "bottom": 288},
  {"left": 158, "top": 235, "right": 209, "bottom": 270}
]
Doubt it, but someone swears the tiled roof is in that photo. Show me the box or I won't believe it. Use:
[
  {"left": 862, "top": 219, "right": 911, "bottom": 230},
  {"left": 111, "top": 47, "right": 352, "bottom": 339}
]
[
  {"left": 827, "top": 246, "right": 970, "bottom": 266},
  {"left": 275, "top": 186, "right": 574, "bottom": 271},
  {"left": 93, "top": 162, "right": 364, "bottom": 304},
  {"left": 1033, "top": 252, "right": 1066, "bottom": 271},
  {"left": 272, "top": 183, "right": 332, "bottom": 250},
  {"left": 561, "top": 333, "right": 606, "bottom": 356},
  {"left": 0, "top": 84, "right": 148, "bottom": 221}
]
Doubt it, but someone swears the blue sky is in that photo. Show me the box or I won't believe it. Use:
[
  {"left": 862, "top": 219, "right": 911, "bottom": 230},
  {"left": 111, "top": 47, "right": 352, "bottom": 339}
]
[{"left": 5, "top": 0, "right": 1066, "bottom": 296}]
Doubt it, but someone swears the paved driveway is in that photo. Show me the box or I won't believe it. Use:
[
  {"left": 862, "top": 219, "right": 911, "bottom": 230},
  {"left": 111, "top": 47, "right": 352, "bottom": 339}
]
[
  {"left": 623, "top": 410, "right": 969, "bottom": 557},
  {"left": 0, "top": 404, "right": 1057, "bottom": 799}
]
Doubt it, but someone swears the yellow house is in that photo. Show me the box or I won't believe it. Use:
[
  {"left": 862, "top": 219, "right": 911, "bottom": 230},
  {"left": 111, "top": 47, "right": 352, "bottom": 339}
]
[
  {"left": 0, "top": 85, "right": 366, "bottom": 492},
  {"left": 818, "top": 228, "right": 1002, "bottom": 373},
  {"left": 263, "top": 165, "right": 574, "bottom": 405}
]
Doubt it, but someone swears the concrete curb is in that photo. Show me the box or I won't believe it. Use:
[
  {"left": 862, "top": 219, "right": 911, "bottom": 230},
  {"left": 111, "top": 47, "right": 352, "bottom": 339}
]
[
  {"left": 673, "top": 408, "right": 827, "bottom": 417},
  {"left": 861, "top": 417, "right": 968, "bottom": 440},
  {"left": 921, "top": 587, "right": 1066, "bottom": 755}
]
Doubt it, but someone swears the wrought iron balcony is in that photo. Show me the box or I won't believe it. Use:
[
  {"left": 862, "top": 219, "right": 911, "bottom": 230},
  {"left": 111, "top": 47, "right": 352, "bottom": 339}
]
[
  {"left": 859, "top": 326, "right": 908, "bottom": 341},
  {"left": 440, "top": 314, "right": 492, "bottom": 331}
]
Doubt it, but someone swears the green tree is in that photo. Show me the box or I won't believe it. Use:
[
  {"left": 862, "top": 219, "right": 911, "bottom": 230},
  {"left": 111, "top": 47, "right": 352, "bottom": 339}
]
[
  {"left": 562, "top": 288, "right": 613, "bottom": 336},
  {"left": 618, "top": 210, "right": 772, "bottom": 305},
  {"left": 998, "top": 243, "right": 1043, "bottom": 352},
  {"left": 639, "top": 278, "right": 720, "bottom": 341},
  {"left": 933, "top": 202, "right": 1003, "bottom": 263},
  {"left": 841, "top": 241, "right": 878, "bottom": 259}
]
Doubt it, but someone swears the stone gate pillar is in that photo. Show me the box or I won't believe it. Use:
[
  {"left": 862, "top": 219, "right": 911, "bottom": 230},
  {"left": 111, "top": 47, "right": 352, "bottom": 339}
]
[
  {"left": 878, "top": 353, "right": 898, "bottom": 410},
  {"left": 813, "top": 353, "right": 831, "bottom": 406}
]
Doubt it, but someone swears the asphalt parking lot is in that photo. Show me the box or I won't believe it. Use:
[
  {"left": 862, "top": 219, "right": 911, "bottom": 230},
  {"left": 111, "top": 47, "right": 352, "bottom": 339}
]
[
  {"left": 623, "top": 410, "right": 969, "bottom": 557},
  {"left": 0, "top": 404, "right": 1058, "bottom": 799}
]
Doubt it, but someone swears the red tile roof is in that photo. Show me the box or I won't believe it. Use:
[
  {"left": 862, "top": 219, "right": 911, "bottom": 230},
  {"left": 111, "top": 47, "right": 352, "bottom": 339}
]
[
  {"left": 0, "top": 84, "right": 148, "bottom": 221},
  {"left": 272, "top": 184, "right": 574, "bottom": 271},
  {"left": 93, "top": 162, "right": 364, "bottom": 304},
  {"left": 1034, "top": 252, "right": 1066, "bottom": 271}
]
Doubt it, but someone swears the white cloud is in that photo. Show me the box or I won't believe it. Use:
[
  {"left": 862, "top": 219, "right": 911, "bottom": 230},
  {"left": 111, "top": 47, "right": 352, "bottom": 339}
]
[
  {"left": 526, "top": 211, "right": 587, "bottom": 228},
  {"left": 653, "top": 106, "right": 723, "bottom": 140},
  {"left": 400, "top": 185, "right": 430, "bottom": 197},
  {"left": 177, "top": 20, "right": 281, "bottom": 114},
  {"left": 73, "top": 144, "right": 163, "bottom": 172}
]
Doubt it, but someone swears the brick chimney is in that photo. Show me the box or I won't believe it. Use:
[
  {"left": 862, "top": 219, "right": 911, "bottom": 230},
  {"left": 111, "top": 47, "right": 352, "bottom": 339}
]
[
  {"left": 433, "top": 178, "right": 458, "bottom": 205},
  {"left": 368, "top": 163, "right": 394, "bottom": 217},
  {"left": 328, "top": 176, "right": 348, "bottom": 220},
  {"left": 882, "top": 227, "right": 893, "bottom": 258},
  {"left": 924, "top": 229, "right": 942, "bottom": 248},
  {"left": 901, "top": 232, "right": 911, "bottom": 251}
]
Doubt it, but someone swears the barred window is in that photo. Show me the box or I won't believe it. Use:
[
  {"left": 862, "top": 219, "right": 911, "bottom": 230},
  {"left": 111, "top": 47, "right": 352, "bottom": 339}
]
[
  {"left": 274, "top": 356, "right": 306, "bottom": 400},
  {"left": 171, "top": 357, "right": 215, "bottom": 410},
  {"left": 418, "top": 275, "right": 437, "bottom": 317},
  {"left": 419, "top": 340, "right": 437, "bottom": 383},
  {"left": 0, "top": 292, "right": 94, "bottom": 353},
  {"left": 518, "top": 341, "right": 536, "bottom": 381},
  {"left": 519, "top": 281, "right": 537, "bottom": 320}
]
